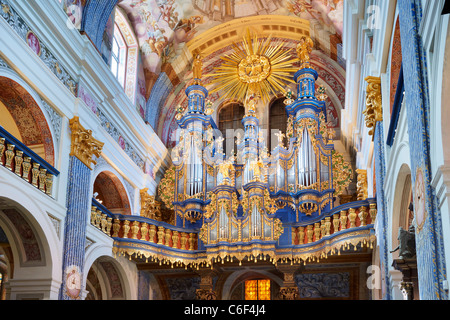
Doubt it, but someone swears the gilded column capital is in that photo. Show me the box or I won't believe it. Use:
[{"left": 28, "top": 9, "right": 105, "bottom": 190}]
[
  {"left": 363, "top": 76, "right": 382, "bottom": 139},
  {"left": 356, "top": 169, "right": 368, "bottom": 201},
  {"left": 69, "top": 116, "right": 104, "bottom": 169}
]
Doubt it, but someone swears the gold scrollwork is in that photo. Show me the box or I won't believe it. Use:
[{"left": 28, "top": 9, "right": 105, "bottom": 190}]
[
  {"left": 363, "top": 76, "right": 382, "bottom": 139},
  {"left": 69, "top": 117, "right": 104, "bottom": 169}
]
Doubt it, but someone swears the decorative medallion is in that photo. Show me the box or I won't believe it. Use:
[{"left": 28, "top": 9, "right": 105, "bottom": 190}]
[
  {"left": 65, "top": 265, "right": 81, "bottom": 299},
  {"left": 26, "top": 30, "right": 41, "bottom": 56},
  {"left": 414, "top": 167, "right": 426, "bottom": 232}
]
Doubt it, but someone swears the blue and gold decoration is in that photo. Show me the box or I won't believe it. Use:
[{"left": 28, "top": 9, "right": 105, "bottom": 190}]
[{"left": 112, "top": 35, "right": 376, "bottom": 288}]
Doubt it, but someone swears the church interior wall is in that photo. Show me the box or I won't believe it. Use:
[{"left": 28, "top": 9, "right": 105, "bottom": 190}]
[{"left": 1, "top": 0, "right": 450, "bottom": 301}]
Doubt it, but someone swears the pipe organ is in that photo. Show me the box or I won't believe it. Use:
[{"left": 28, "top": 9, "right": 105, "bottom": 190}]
[{"left": 155, "top": 35, "right": 362, "bottom": 262}]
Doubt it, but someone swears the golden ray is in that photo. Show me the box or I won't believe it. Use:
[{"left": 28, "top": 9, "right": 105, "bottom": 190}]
[{"left": 207, "top": 29, "right": 297, "bottom": 105}]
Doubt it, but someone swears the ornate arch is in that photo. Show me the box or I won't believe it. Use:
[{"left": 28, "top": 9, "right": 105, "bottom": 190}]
[
  {"left": 221, "top": 269, "right": 283, "bottom": 300},
  {"left": 92, "top": 170, "right": 132, "bottom": 215},
  {"left": 0, "top": 76, "right": 55, "bottom": 166}
]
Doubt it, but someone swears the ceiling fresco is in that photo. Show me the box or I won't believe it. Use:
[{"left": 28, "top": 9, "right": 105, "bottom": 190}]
[
  {"left": 116, "top": 0, "right": 345, "bottom": 146},
  {"left": 118, "top": 0, "right": 343, "bottom": 81}
]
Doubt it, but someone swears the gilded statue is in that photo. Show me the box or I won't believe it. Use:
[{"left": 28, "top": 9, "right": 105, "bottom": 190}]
[
  {"left": 217, "top": 154, "right": 235, "bottom": 184},
  {"left": 192, "top": 51, "right": 203, "bottom": 85},
  {"left": 245, "top": 92, "right": 259, "bottom": 113},
  {"left": 296, "top": 36, "right": 314, "bottom": 66},
  {"left": 249, "top": 159, "right": 264, "bottom": 181}
]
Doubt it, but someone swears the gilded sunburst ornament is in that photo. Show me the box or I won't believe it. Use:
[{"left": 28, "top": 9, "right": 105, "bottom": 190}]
[{"left": 207, "top": 29, "right": 298, "bottom": 108}]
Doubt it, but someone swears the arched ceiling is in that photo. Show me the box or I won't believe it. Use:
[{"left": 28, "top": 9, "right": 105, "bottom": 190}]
[{"left": 116, "top": 0, "right": 345, "bottom": 145}]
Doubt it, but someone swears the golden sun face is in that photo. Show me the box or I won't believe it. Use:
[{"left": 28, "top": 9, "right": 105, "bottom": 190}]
[{"left": 207, "top": 29, "right": 298, "bottom": 105}]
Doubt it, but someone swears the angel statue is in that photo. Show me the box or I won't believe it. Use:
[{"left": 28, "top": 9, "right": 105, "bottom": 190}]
[
  {"left": 249, "top": 158, "right": 264, "bottom": 182},
  {"left": 217, "top": 153, "right": 235, "bottom": 185},
  {"left": 192, "top": 51, "right": 203, "bottom": 85},
  {"left": 296, "top": 36, "right": 314, "bottom": 66},
  {"left": 274, "top": 131, "right": 286, "bottom": 149}
]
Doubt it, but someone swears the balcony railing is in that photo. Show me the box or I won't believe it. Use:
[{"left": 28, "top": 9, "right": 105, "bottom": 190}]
[
  {"left": 0, "top": 125, "right": 59, "bottom": 197},
  {"left": 91, "top": 198, "right": 199, "bottom": 251},
  {"left": 291, "top": 200, "right": 377, "bottom": 246}
]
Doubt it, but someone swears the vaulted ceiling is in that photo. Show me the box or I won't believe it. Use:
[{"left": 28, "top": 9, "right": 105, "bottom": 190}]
[{"left": 116, "top": 0, "right": 346, "bottom": 146}]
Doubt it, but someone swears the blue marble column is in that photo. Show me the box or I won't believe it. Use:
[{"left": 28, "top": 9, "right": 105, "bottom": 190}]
[
  {"left": 373, "top": 122, "right": 391, "bottom": 300},
  {"left": 59, "top": 156, "right": 92, "bottom": 300},
  {"left": 398, "top": 0, "right": 447, "bottom": 299}
]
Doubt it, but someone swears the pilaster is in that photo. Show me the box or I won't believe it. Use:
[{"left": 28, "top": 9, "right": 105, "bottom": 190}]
[{"left": 59, "top": 117, "right": 103, "bottom": 300}]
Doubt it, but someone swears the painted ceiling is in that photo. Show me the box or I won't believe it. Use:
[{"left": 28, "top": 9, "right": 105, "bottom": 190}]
[{"left": 117, "top": 0, "right": 345, "bottom": 146}]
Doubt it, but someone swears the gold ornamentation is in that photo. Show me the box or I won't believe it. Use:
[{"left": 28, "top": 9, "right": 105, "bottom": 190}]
[
  {"left": 31, "top": 163, "right": 40, "bottom": 187},
  {"left": 149, "top": 224, "right": 157, "bottom": 243},
  {"left": 340, "top": 211, "right": 348, "bottom": 230},
  {"left": 5, "top": 144, "right": 14, "bottom": 170},
  {"left": 279, "top": 287, "right": 299, "bottom": 300},
  {"left": 172, "top": 231, "right": 179, "bottom": 248},
  {"left": 45, "top": 174, "right": 53, "bottom": 196},
  {"left": 195, "top": 289, "right": 217, "bottom": 300},
  {"left": 101, "top": 214, "right": 107, "bottom": 233},
  {"left": 39, "top": 168, "right": 47, "bottom": 191},
  {"left": 249, "top": 159, "right": 264, "bottom": 181},
  {"left": 297, "top": 227, "right": 305, "bottom": 245},
  {"left": 333, "top": 214, "right": 340, "bottom": 233},
  {"left": 140, "top": 188, "right": 162, "bottom": 220},
  {"left": 112, "top": 219, "right": 121, "bottom": 237},
  {"left": 332, "top": 150, "right": 353, "bottom": 197},
  {"left": 208, "top": 28, "right": 297, "bottom": 104},
  {"left": 356, "top": 169, "right": 368, "bottom": 201},
  {"left": 106, "top": 217, "right": 112, "bottom": 235},
  {"left": 157, "top": 226, "right": 165, "bottom": 245},
  {"left": 306, "top": 225, "right": 313, "bottom": 243},
  {"left": 316, "top": 85, "right": 328, "bottom": 101},
  {"left": 362, "top": 76, "right": 382, "bottom": 139},
  {"left": 192, "top": 51, "right": 203, "bottom": 85},
  {"left": 158, "top": 165, "right": 176, "bottom": 210},
  {"left": 369, "top": 203, "right": 377, "bottom": 224},
  {"left": 14, "top": 150, "right": 23, "bottom": 176},
  {"left": 296, "top": 36, "right": 314, "bottom": 67},
  {"left": 348, "top": 208, "right": 357, "bottom": 228},
  {"left": 359, "top": 206, "right": 368, "bottom": 226},
  {"left": 69, "top": 117, "right": 104, "bottom": 169},
  {"left": 122, "top": 220, "right": 130, "bottom": 238},
  {"left": 22, "top": 157, "right": 31, "bottom": 180},
  {"left": 325, "top": 217, "right": 331, "bottom": 236},
  {"left": 131, "top": 221, "right": 140, "bottom": 239},
  {"left": 189, "top": 233, "right": 196, "bottom": 251},
  {"left": 239, "top": 55, "right": 271, "bottom": 84}
]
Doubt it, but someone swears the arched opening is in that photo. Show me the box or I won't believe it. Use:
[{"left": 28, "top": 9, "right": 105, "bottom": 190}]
[
  {"left": 93, "top": 171, "right": 131, "bottom": 215},
  {"left": 0, "top": 197, "right": 57, "bottom": 300},
  {"left": 225, "top": 271, "right": 282, "bottom": 300},
  {"left": 269, "top": 97, "right": 288, "bottom": 151},
  {"left": 218, "top": 102, "right": 245, "bottom": 156},
  {"left": 0, "top": 77, "right": 55, "bottom": 166},
  {"left": 85, "top": 256, "right": 126, "bottom": 300},
  {"left": 108, "top": 7, "right": 139, "bottom": 104},
  {"left": 391, "top": 164, "right": 414, "bottom": 258},
  {"left": 390, "top": 163, "right": 419, "bottom": 300}
]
